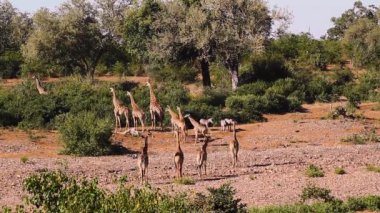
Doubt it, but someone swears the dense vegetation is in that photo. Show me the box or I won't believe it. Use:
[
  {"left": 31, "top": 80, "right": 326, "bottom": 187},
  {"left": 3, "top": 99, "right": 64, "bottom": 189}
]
[
  {"left": 2, "top": 171, "right": 246, "bottom": 212},
  {"left": 2, "top": 171, "right": 380, "bottom": 212}
]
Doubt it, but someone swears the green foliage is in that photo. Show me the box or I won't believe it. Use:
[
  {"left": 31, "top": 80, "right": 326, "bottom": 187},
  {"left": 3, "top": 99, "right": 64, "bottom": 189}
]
[
  {"left": 58, "top": 112, "right": 113, "bottom": 156},
  {"left": 251, "top": 195, "right": 380, "bottom": 213},
  {"left": 148, "top": 64, "right": 197, "bottom": 83},
  {"left": 334, "top": 167, "right": 346, "bottom": 175},
  {"left": 305, "top": 164, "right": 325, "bottom": 177},
  {"left": 21, "top": 171, "right": 246, "bottom": 212},
  {"left": 23, "top": 170, "right": 105, "bottom": 212},
  {"left": 0, "top": 50, "right": 23, "bottom": 78},
  {"left": 20, "top": 156, "right": 28, "bottom": 164},
  {"left": 240, "top": 53, "right": 290, "bottom": 83},
  {"left": 366, "top": 165, "right": 380, "bottom": 173},
  {"left": 300, "top": 184, "right": 335, "bottom": 203},
  {"left": 235, "top": 81, "right": 269, "bottom": 96},
  {"left": 174, "top": 177, "right": 196, "bottom": 185},
  {"left": 193, "top": 183, "right": 247, "bottom": 213},
  {"left": 341, "top": 134, "right": 366, "bottom": 144}
]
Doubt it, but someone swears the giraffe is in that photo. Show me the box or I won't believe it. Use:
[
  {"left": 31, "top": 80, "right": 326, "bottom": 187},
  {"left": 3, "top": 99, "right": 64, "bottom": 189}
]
[
  {"left": 174, "top": 129, "right": 184, "bottom": 179},
  {"left": 166, "top": 106, "right": 179, "bottom": 131},
  {"left": 137, "top": 133, "right": 149, "bottom": 184},
  {"left": 229, "top": 121, "right": 239, "bottom": 168},
  {"left": 110, "top": 88, "right": 129, "bottom": 131},
  {"left": 127, "top": 91, "right": 145, "bottom": 132},
  {"left": 146, "top": 82, "right": 164, "bottom": 130},
  {"left": 196, "top": 136, "right": 209, "bottom": 177},
  {"left": 166, "top": 106, "right": 186, "bottom": 141},
  {"left": 176, "top": 106, "right": 188, "bottom": 134},
  {"left": 184, "top": 114, "right": 207, "bottom": 143},
  {"left": 32, "top": 75, "right": 48, "bottom": 95}
]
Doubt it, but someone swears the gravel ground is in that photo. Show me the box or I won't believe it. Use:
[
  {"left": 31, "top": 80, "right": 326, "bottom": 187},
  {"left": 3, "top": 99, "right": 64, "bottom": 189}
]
[{"left": 1, "top": 102, "right": 380, "bottom": 208}]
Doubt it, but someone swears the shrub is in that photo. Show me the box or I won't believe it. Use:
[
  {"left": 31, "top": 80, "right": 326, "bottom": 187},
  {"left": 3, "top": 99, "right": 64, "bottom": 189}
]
[
  {"left": 235, "top": 81, "right": 269, "bottom": 96},
  {"left": 20, "top": 156, "right": 28, "bottom": 164},
  {"left": 58, "top": 112, "right": 113, "bottom": 156},
  {"left": 305, "top": 77, "right": 333, "bottom": 103},
  {"left": 305, "top": 164, "right": 324, "bottom": 177},
  {"left": 239, "top": 53, "right": 290, "bottom": 84},
  {"left": 174, "top": 177, "right": 196, "bottom": 185},
  {"left": 23, "top": 170, "right": 105, "bottom": 213},
  {"left": 300, "top": 184, "right": 335, "bottom": 203},
  {"left": 192, "top": 183, "right": 247, "bottom": 213},
  {"left": 21, "top": 171, "right": 248, "bottom": 212},
  {"left": 341, "top": 134, "right": 366, "bottom": 144},
  {"left": 334, "top": 167, "right": 346, "bottom": 175},
  {"left": 366, "top": 165, "right": 380, "bottom": 173},
  {"left": 148, "top": 64, "right": 197, "bottom": 83}
]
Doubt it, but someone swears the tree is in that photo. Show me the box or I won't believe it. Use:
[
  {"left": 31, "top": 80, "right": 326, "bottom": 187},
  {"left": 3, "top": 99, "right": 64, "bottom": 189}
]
[
  {"left": 342, "top": 18, "right": 380, "bottom": 69},
  {"left": 151, "top": 0, "right": 272, "bottom": 90},
  {"left": 0, "top": 0, "right": 32, "bottom": 78},
  {"left": 124, "top": 0, "right": 162, "bottom": 71},
  {"left": 327, "top": 1, "right": 378, "bottom": 40},
  {"left": 22, "top": 0, "right": 129, "bottom": 79},
  {"left": 208, "top": 0, "right": 272, "bottom": 90},
  {"left": 150, "top": 1, "right": 213, "bottom": 87}
]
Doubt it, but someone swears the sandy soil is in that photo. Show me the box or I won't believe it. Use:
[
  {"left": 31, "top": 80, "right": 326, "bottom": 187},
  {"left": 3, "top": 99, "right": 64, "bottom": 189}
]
[{"left": 0, "top": 102, "right": 379, "bottom": 208}]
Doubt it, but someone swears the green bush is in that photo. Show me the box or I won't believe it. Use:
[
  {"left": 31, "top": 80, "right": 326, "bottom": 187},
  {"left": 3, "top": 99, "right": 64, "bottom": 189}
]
[
  {"left": 235, "top": 81, "right": 269, "bottom": 96},
  {"left": 193, "top": 183, "right": 247, "bottom": 213},
  {"left": 367, "top": 165, "right": 380, "bottom": 173},
  {"left": 174, "top": 177, "right": 196, "bottom": 185},
  {"left": 24, "top": 170, "right": 105, "bottom": 213},
  {"left": 239, "top": 53, "right": 290, "bottom": 83},
  {"left": 300, "top": 184, "right": 335, "bottom": 203},
  {"left": 0, "top": 50, "right": 23, "bottom": 78},
  {"left": 305, "top": 164, "right": 325, "bottom": 177},
  {"left": 21, "top": 171, "right": 247, "bottom": 212},
  {"left": 59, "top": 112, "right": 113, "bottom": 156},
  {"left": 148, "top": 64, "right": 197, "bottom": 83},
  {"left": 305, "top": 77, "right": 333, "bottom": 103},
  {"left": 250, "top": 195, "right": 380, "bottom": 213},
  {"left": 334, "top": 167, "right": 346, "bottom": 175}
]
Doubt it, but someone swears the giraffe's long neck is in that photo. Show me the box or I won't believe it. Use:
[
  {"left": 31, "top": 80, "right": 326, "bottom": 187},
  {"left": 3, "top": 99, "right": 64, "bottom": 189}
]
[
  {"left": 129, "top": 94, "right": 138, "bottom": 109},
  {"left": 148, "top": 85, "right": 157, "bottom": 103},
  {"left": 188, "top": 116, "right": 198, "bottom": 127},
  {"left": 111, "top": 91, "right": 120, "bottom": 108},
  {"left": 168, "top": 108, "right": 178, "bottom": 119},
  {"left": 178, "top": 108, "right": 184, "bottom": 120}
]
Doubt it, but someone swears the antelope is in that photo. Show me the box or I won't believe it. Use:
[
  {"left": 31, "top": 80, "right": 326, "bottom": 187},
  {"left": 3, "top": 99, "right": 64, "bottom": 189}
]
[
  {"left": 174, "top": 130, "right": 184, "bottom": 178},
  {"left": 229, "top": 121, "right": 239, "bottom": 168},
  {"left": 196, "top": 136, "right": 209, "bottom": 177},
  {"left": 137, "top": 133, "right": 150, "bottom": 184}
]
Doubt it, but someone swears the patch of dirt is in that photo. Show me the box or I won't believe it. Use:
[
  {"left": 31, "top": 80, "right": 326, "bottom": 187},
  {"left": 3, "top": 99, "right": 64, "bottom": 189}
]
[{"left": 0, "top": 102, "right": 379, "bottom": 208}]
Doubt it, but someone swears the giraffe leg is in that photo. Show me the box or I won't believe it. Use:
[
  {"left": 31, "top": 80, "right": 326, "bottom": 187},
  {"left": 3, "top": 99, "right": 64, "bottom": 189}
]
[
  {"left": 124, "top": 112, "right": 129, "bottom": 130},
  {"left": 133, "top": 117, "right": 137, "bottom": 130},
  {"left": 139, "top": 117, "right": 145, "bottom": 132},
  {"left": 204, "top": 162, "right": 207, "bottom": 175},
  {"left": 150, "top": 110, "right": 154, "bottom": 130}
]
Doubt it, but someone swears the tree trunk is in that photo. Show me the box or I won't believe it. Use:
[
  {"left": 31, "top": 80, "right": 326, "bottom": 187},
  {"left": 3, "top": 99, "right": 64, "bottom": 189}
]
[
  {"left": 200, "top": 58, "right": 211, "bottom": 87},
  {"left": 228, "top": 62, "right": 239, "bottom": 91}
]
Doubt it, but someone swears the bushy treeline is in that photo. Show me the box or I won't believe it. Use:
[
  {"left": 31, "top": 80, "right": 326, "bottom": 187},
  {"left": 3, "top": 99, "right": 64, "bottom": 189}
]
[
  {"left": 1, "top": 1, "right": 379, "bottom": 90},
  {"left": 3, "top": 171, "right": 380, "bottom": 213},
  {"left": 2, "top": 171, "right": 246, "bottom": 212}
]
